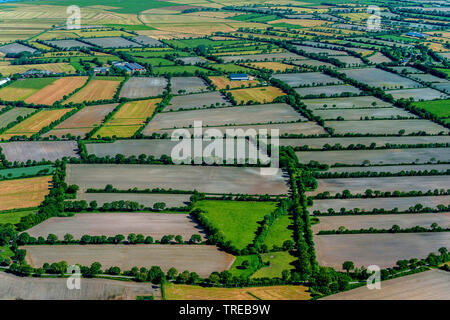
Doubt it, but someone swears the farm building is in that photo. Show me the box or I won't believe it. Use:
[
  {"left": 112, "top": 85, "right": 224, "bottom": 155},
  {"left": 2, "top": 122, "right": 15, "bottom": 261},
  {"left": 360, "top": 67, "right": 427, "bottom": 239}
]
[
  {"left": 229, "top": 73, "right": 249, "bottom": 81},
  {"left": 112, "top": 61, "right": 146, "bottom": 73},
  {"left": 405, "top": 32, "right": 428, "bottom": 39}
]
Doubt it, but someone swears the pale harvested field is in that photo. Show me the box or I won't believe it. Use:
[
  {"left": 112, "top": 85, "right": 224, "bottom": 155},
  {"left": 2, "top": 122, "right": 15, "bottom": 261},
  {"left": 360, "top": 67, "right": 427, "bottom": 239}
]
[
  {"left": 302, "top": 96, "right": 391, "bottom": 109},
  {"left": 0, "top": 107, "right": 35, "bottom": 129},
  {"left": 293, "top": 45, "right": 348, "bottom": 56},
  {"left": 280, "top": 136, "right": 450, "bottom": 149},
  {"left": 221, "top": 52, "right": 305, "bottom": 63},
  {"left": 244, "top": 62, "right": 296, "bottom": 72},
  {"left": 1, "top": 109, "right": 73, "bottom": 138},
  {"left": 325, "top": 119, "right": 449, "bottom": 135},
  {"left": 310, "top": 176, "right": 450, "bottom": 196},
  {"left": 322, "top": 270, "right": 450, "bottom": 300},
  {"left": 315, "top": 233, "right": 450, "bottom": 269},
  {"left": 297, "top": 148, "right": 450, "bottom": 166},
  {"left": 77, "top": 193, "right": 191, "bottom": 209},
  {"left": 144, "top": 103, "right": 304, "bottom": 133},
  {"left": 165, "top": 91, "right": 230, "bottom": 111},
  {"left": 367, "top": 52, "right": 392, "bottom": 64},
  {"left": 171, "top": 77, "right": 208, "bottom": 94},
  {"left": 0, "top": 176, "right": 51, "bottom": 211},
  {"left": 385, "top": 88, "right": 449, "bottom": 101},
  {"left": 208, "top": 76, "right": 259, "bottom": 90},
  {"left": 27, "top": 212, "right": 205, "bottom": 240},
  {"left": 329, "top": 55, "right": 365, "bottom": 66},
  {"left": 45, "top": 39, "right": 92, "bottom": 49},
  {"left": 312, "top": 212, "right": 450, "bottom": 232},
  {"left": 119, "top": 77, "right": 167, "bottom": 99},
  {"left": 66, "top": 164, "right": 289, "bottom": 195},
  {"left": 64, "top": 80, "right": 121, "bottom": 103},
  {"left": 272, "top": 72, "right": 342, "bottom": 87},
  {"left": 295, "top": 84, "right": 361, "bottom": 97},
  {"left": 327, "top": 164, "right": 450, "bottom": 174},
  {"left": 0, "top": 141, "right": 79, "bottom": 162},
  {"left": 166, "top": 284, "right": 310, "bottom": 300},
  {"left": 310, "top": 198, "right": 450, "bottom": 215},
  {"left": 0, "top": 42, "right": 36, "bottom": 54},
  {"left": 25, "top": 77, "right": 88, "bottom": 105},
  {"left": 314, "top": 107, "right": 416, "bottom": 120},
  {"left": 43, "top": 104, "right": 117, "bottom": 138},
  {"left": 85, "top": 139, "right": 252, "bottom": 160},
  {"left": 342, "top": 68, "right": 422, "bottom": 89},
  {"left": 84, "top": 37, "right": 141, "bottom": 48},
  {"left": 291, "top": 59, "right": 335, "bottom": 68},
  {"left": 24, "top": 245, "right": 234, "bottom": 277},
  {"left": 155, "top": 122, "right": 327, "bottom": 137},
  {"left": 0, "top": 272, "right": 160, "bottom": 300}
]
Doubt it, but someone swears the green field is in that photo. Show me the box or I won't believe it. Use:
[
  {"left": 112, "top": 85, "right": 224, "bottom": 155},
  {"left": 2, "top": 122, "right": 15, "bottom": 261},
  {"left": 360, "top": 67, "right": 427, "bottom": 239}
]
[
  {"left": 229, "top": 254, "right": 261, "bottom": 278},
  {"left": 196, "top": 200, "right": 278, "bottom": 250},
  {"left": 251, "top": 251, "right": 296, "bottom": 279},
  {"left": 0, "top": 208, "right": 37, "bottom": 225},
  {"left": 135, "top": 57, "right": 175, "bottom": 66},
  {"left": 0, "top": 165, "right": 54, "bottom": 181},
  {"left": 210, "top": 64, "right": 255, "bottom": 74},
  {"left": 103, "top": 24, "right": 156, "bottom": 30},
  {"left": 0, "top": 78, "right": 56, "bottom": 101},
  {"left": 152, "top": 65, "right": 211, "bottom": 75},
  {"left": 271, "top": 23, "right": 305, "bottom": 29},
  {"left": 413, "top": 99, "right": 450, "bottom": 118},
  {"left": 228, "top": 14, "right": 278, "bottom": 22},
  {"left": 263, "top": 215, "right": 293, "bottom": 250},
  {"left": 435, "top": 68, "right": 450, "bottom": 78}
]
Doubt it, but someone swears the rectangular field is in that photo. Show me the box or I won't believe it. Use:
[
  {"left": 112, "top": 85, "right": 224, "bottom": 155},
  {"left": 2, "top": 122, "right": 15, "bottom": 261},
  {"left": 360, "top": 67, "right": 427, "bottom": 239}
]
[
  {"left": 315, "top": 233, "right": 450, "bottom": 269},
  {"left": 272, "top": 72, "right": 343, "bottom": 87},
  {"left": 45, "top": 39, "right": 92, "bottom": 49},
  {"left": 155, "top": 122, "right": 327, "bottom": 137},
  {"left": 322, "top": 270, "right": 450, "bottom": 300},
  {"left": 165, "top": 91, "right": 230, "bottom": 111},
  {"left": 310, "top": 176, "right": 450, "bottom": 196},
  {"left": 385, "top": 88, "right": 448, "bottom": 101},
  {"left": 166, "top": 284, "right": 310, "bottom": 300},
  {"left": 324, "top": 119, "right": 449, "bottom": 135},
  {"left": 24, "top": 245, "right": 234, "bottom": 277},
  {"left": 1, "top": 108, "right": 73, "bottom": 139},
  {"left": 119, "top": 77, "right": 167, "bottom": 99},
  {"left": 326, "top": 164, "right": 450, "bottom": 174},
  {"left": 0, "top": 176, "right": 51, "bottom": 211},
  {"left": 295, "top": 84, "right": 361, "bottom": 97},
  {"left": 280, "top": 136, "right": 450, "bottom": 149},
  {"left": 24, "top": 76, "right": 88, "bottom": 105},
  {"left": 313, "top": 107, "right": 416, "bottom": 120},
  {"left": 297, "top": 148, "right": 450, "bottom": 166},
  {"left": 171, "top": 77, "right": 208, "bottom": 95},
  {"left": 227, "top": 86, "right": 285, "bottom": 104},
  {"left": 144, "top": 103, "right": 303, "bottom": 133},
  {"left": 302, "top": 96, "right": 391, "bottom": 109},
  {"left": 0, "top": 272, "right": 160, "bottom": 300},
  {"left": 0, "top": 63, "right": 76, "bottom": 77},
  {"left": 84, "top": 37, "right": 141, "bottom": 48},
  {"left": 0, "top": 141, "right": 80, "bottom": 162},
  {"left": 221, "top": 52, "right": 305, "bottom": 63},
  {"left": 43, "top": 104, "right": 117, "bottom": 139},
  {"left": 66, "top": 164, "right": 289, "bottom": 195},
  {"left": 64, "top": 79, "right": 122, "bottom": 104},
  {"left": 26, "top": 212, "right": 205, "bottom": 240},
  {"left": 208, "top": 76, "right": 259, "bottom": 90},
  {"left": 312, "top": 212, "right": 450, "bottom": 232},
  {"left": 342, "top": 68, "right": 422, "bottom": 89}
]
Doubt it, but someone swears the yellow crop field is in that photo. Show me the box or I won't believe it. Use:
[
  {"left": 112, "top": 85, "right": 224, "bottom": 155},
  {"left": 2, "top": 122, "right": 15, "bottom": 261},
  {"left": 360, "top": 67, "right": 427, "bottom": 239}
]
[
  {"left": 94, "top": 124, "right": 142, "bottom": 138},
  {"left": 25, "top": 77, "right": 88, "bottom": 106},
  {"left": 64, "top": 79, "right": 122, "bottom": 104},
  {"left": 166, "top": 284, "right": 311, "bottom": 300},
  {"left": 1, "top": 108, "right": 73, "bottom": 138},
  {"left": 244, "top": 62, "right": 296, "bottom": 72},
  {"left": 0, "top": 176, "right": 52, "bottom": 211},
  {"left": 209, "top": 76, "right": 260, "bottom": 90},
  {"left": 0, "top": 63, "right": 76, "bottom": 76},
  {"left": 228, "top": 86, "right": 285, "bottom": 104}
]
